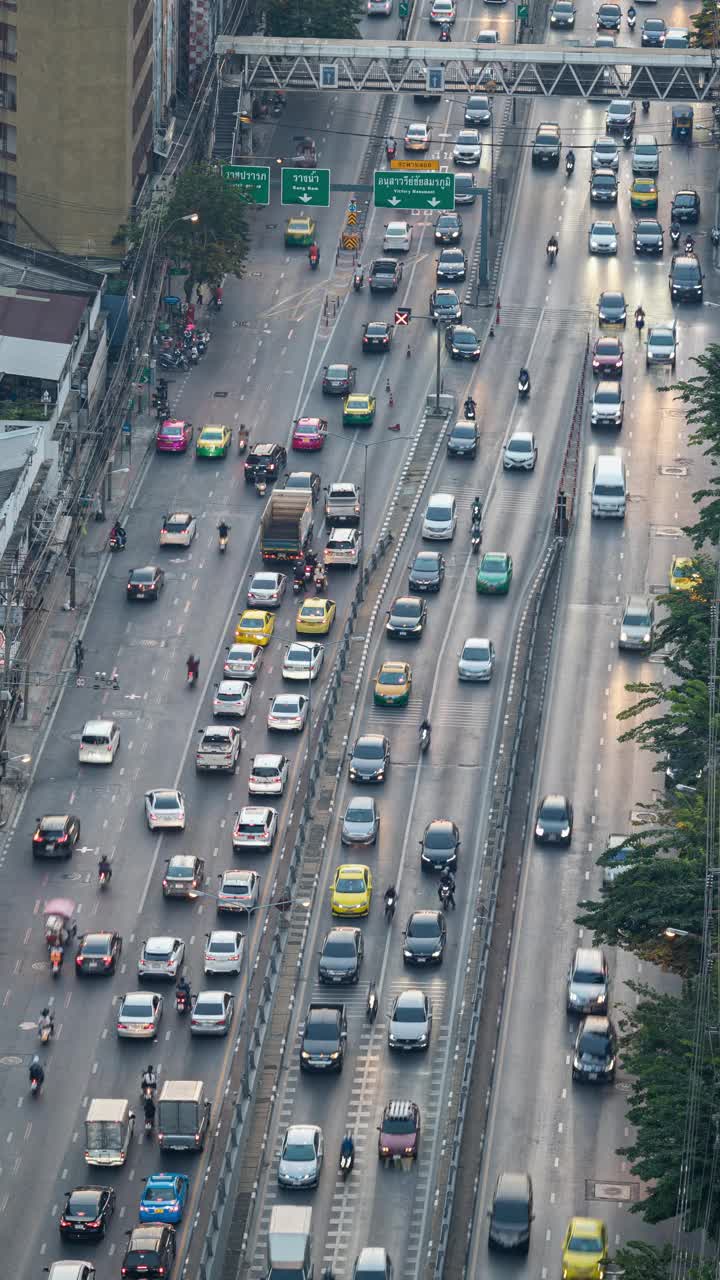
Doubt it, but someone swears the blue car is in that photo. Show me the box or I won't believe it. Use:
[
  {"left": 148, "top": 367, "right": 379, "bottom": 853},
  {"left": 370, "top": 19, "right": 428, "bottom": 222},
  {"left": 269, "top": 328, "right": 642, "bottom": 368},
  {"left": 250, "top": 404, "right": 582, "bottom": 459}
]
[{"left": 139, "top": 1173, "right": 190, "bottom": 1224}]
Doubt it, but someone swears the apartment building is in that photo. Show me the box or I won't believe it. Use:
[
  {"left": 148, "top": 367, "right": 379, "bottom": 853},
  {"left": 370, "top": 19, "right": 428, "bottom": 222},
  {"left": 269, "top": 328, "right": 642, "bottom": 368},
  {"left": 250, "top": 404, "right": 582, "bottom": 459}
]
[{"left": 0, "top": 0, "right": 155, "bottom": 257}]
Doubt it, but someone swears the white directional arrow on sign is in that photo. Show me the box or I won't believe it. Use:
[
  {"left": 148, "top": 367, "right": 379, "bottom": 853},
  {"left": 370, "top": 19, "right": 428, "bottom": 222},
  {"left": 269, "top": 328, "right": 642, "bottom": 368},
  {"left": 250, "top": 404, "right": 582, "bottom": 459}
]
[
  {"left": 387, "top": 197, "right": 401, "bottom": 206},
  {"left": 428, "top": 198, "right": 441, "bottom": 207},
  {"left": 298, "top": 194, "right": 312, "bottom": 203}
]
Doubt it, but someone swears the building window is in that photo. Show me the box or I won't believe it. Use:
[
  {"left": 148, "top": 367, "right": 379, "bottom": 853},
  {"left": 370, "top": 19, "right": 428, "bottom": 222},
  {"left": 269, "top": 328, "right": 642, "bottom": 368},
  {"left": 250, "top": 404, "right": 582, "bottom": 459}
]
[
  {"left": 133, "top": 19, "right": 151, "bottom": 82},
  {"left": 0, "top": 73, "right": 16, "bottom": 108},
  {"left": 132, "top": 113, "right": 153, "bottom": 185},
  {"left": 132, "top": 65, "right": 152, "bottom": 134},
  {"left": 0, "top": 22, "right": 16, "bottom": 58},
  {"left": 0, "top": 172, "right": 16, "bottom": 206},
  {"left": 0, "top": 122, "right": 15, "bottom": 158},
  {"left": 133, "top": 0, "right": 149, "bottom": 35}
]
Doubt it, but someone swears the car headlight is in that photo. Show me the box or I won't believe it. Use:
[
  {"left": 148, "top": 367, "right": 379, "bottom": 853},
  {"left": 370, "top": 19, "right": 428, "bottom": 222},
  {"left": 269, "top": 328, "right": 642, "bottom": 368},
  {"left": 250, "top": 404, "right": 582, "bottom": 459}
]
[
  {"left": 568, "top": 991, "right": 580, "bottom": 1004},
  {"left": 404, "top": 1146, "right": 415, "bottom": 1155},
  {"left": 536, "top": 824, "right": 544, "bottom": 836},
  {"left": 301, "top": 1050, "right": 310, "bottom": 1059},
  {"left": 573, "top": 1055, "right": 582, "bottom": 1069},
  {"left": 432, "top": 948, "right": 442, "bottom": 957},
  {"left": 403, "top": 948, "right": 413, "bottom": 957},
  {"left": 561, "top": 826, "right": 571, "bottom": 838},
  {"left": 388, "top": 1033, "right": 398, "bottom": 1045},
  {"left": 643, "top": 632, "right": 651, "bottom": 643},
  {"left": 330, "top": 1050, "right": 340, "bottom": 1060},
  {"left": 620, "top": 631, "right": 628, "bottom": 642}
]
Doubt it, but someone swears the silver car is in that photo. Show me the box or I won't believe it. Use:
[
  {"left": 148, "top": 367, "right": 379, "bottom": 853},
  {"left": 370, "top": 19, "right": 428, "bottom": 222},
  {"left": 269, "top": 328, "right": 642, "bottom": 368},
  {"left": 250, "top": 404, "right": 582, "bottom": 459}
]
[
  {"left": 204, "top": 930, "right": 245, "bottom": 975},
  {"left": 388, "top": 988, "right": 432, "bottom": 1051},
  {"left": 232, "top": 806, "right": 278, "bottom": 852},
  {"left": 138, "top": 936, "right": 185, "bottom": 981},
  {"left": 223, "top": 643, "right": 263, "bottom": 681},
  {"left": 277, "top": 1124, "right": 324, "bottom": 1189},
  {"left": 247, "top": 571, "right": 286, "bottom": 609},
  {"left": 646, "top": 323, "right": 677, "bottom": 367},
  {"left": 144, "top": 788, "right": 185, "bottom": 830},
  {"left": 591, "top": 137, "right": 619, "bottom": 170},
  {"left": 503, "top": 431, "right": 537, "bottom": 471},
  {"left": 282, "top": 641, "right": 324, "bottom": 681},
  {"left": 216, "top": 869, "right": 260, "bottom": 914},
  {"left": 458, "top": 637, "right": 495, "bottom": 682},
  {"left": 191, "top": 990, "right": 234, "bottom": 1036},
  {"left": 212, "top": 680, "right": 252, "bottom": 718},
  {"left": 588, "top": 220, "right": 618, "bottom": 255},
  {"left": 619, "top": 594, "right": 655, "bottom": 651},
  {"left": 566, "top": 947, "right": 609, "bottom": 1015},
  {"left": 452, "top": 129, "right": 482, "bottom": 165},
  {"left": 116, "top": 991, "right": 163, "bottom": 1038},
  {"left": 267, "top": 693, "right": 309, "bottom": 732},
  {"left": 341, "top": 796, "right": 380, "bottom": 845}
]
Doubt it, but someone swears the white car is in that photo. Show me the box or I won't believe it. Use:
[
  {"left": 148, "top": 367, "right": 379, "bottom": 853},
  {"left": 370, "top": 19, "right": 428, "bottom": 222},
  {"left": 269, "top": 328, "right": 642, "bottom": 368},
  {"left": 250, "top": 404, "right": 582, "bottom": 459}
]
[
  {"left": 137, "top": 936, "right": 185, "bottom": 981},
  {"left": 476, "top": 27, "right": 500, "bottom": 41},
  {"left": 404, "top": 122, "right": 432, "bottom": 151},
  {"left": 144, "top": 788, "right": 186, "bottom": 830},
  {"left": 159, "top": 512, "right": 197, "bottom": 547},
  {"left": 213, "top": 679, "right": 252, "bottom": 718},
  {"left": 429, "top": 0, "right": 455, "bottom": 20},
  {"left": 591, "top": 138, "right": 619, "bottom": 170},
  {"left": 196, "top": 725, "right": 241, "bottom": 773},
  {"left": 247, "top": 571, "right": 286, "bottom": 609},
  {"left": 422, "top": 492, "right": 457, "bottom": 540},
  {"left": 232, "top": 806, "right": 278, "bottom": 852},
  {"left": 191, "top": 990, "right": 235, "bottom": 1036},
  {"left": 646, "top": 323, "right": 677, "bottom": 367},
  {"left": 78, "top": 719, "right": 120, "bottom": 765},
  {"left": 116, "top": 991, "right": 163, "bottom": 1038},
  {"left": 324, "top": 527, "right": 361, "bottom": 567},
  {"left": 458, "top": 637, "right": 496, "bottom": 682},
  {"left": 217, "top": 869, "right": 260, "bottom": 914},
  {"left": 383, "top": 221, "right": 413, "bottom": 253},
  {"left": 503, "top": 431, "right": 538, "bottom": 471},
  {"left": 588, "top": 220, "right": 618, "bottom": 255},
  {"left": 204, "top": 930, "right": 245, "bottom": 975},
  {"left": 283, "top": 641, "right": 324, "bottom": 681},
  {"left": 248, "top": 754, "right": 289, "bottom": 795},
  {"left": 268, "top": 693, "right": 309, "bottom": 732},
  {"left": 223, "top": 643, "right": 263, "bottom": 681},
  {"left": 453, "top": 130, "right": 482, "bottom": 165}
]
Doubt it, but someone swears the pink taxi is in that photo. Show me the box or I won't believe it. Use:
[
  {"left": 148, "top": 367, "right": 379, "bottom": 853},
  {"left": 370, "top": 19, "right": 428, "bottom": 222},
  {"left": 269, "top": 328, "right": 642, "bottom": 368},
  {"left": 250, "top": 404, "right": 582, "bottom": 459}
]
[
  {"left": 291, "top": 417, "right": 327, "bottom": 452},
  {"left": 156, "top": 418, "right": 193, "bottom": 453}
]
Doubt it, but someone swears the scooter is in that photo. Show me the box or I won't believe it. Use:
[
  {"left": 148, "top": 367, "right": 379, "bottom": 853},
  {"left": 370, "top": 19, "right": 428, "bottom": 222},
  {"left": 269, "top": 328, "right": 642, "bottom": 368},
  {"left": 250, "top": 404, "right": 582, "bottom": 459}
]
[
  {"left": 98, "top": 868, "right": 110, "bottom": 889},
  {"left": 210, "top": 295, "right": 223, "bottom": 312},
  {"left": 384, "top": 892, "right": 397, "bottom": 924},
  {"left": 314, "top": 569, "right": 327, "bottom": 593},
  {"left": 438, "top": 22, "right": 451, "bottom": 40},
  {"left": 219, "top": 533, "right": 228, "bottom": 554},
  {"left": 627, "top": 11, "right": 636, "bottom": 29},
  {"left": 309, "top": 252, "right": 320, "bottom": 272},
  {"left": 623, "top": 129, "right": 633, "bottom": 149},
  {"left": 419, "top": 725, "right": 431, "bottom": 753},
  {"left": 186, "top": 665, "right": 199, "bottom": 688},
  {"left": 141, "top": 1082, "right": 156, "bottom": 1102},
  {"left": 109, "top": 531, "right": 126, "bottom": 552},
  {"left": 339, "top": 1149, "right": 354, "bottom": 1180},
  {"left": 518, "top": 372, "right": 530, "bottom": 397},
  {"left": 303, "top": 561, "right": 316, "bottom": 585},
  {"left": 438, "top": 881, "right": 454, "bottom": 910},
  {"left": 39, "top": 1022, "right": 54, "bottom": 1045},
  {"left": 144, "top": 1115, "right": 154, "bottom": 1138},
  {"left": 256, "top": 478, "right": 268, "bottom": 498},
  {"left": 352, "top": 269, "right": 364, "bottom": 292},
  {"left": 565, "top": 154, "right": 575, "bottom": 176},
  {"left": 684, "top": 237, "right": 695, "bottom": 255},
  {"left": 670, "top": 224, "right": 681, "bottom": 248},
  {"left": 386, "top": 140, "right": 397, "bottom": 161},
  {"left": 546, "top": 242, "right": 558, "bottom": 265},
  {"left": 30, "top": 1075, "right": 42, "bottom": 1097},
  {"left": 463, "top": 398, "right": 476, "bottom": 421},
  {"left": 238, "top": 430, "right": 248, "bottom": 453},
  {"left": 175, "top": 990, "right": 190, "bottom": 1015},
  {"left": 641, "top": 99, "right": 650, "bottom": 114},
  {"left": 471, "top": 528, "right": 482, "bottom": 554},
  {"left": 50, "top": 948, "right": 63, "bottom": 977},
  {"left": 366, "top": 983, "right": 378, "bottom": 1024},
  {"left": 635, "top": 309, "right": 645, "bottom": 333},
  {"left": 292, "top": 576, "right": 305, "bottom": 596}
]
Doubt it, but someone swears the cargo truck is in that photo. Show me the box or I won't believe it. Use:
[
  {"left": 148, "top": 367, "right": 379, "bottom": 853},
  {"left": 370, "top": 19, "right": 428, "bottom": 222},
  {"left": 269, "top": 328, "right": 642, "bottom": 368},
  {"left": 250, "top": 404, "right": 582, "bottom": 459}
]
[
  {"left": 267, "top": 1204, "right": 313, "bottom": 1280},
  {"left": 260, "top": 491, "right": 313, "bottom": 562}
]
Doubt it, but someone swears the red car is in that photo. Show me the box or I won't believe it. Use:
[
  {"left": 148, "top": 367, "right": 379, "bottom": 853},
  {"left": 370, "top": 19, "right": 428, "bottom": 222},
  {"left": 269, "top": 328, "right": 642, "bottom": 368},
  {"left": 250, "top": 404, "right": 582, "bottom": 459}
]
[
  {"left": 156, "top": 419, "right": 193, "bottom": 452},
  {"left": 592, "top": 336, "right": 624, "bottom": 375},
  {"left": 292, "top": 417, "right": 327, "bottom": 451},
  {"left": 378, "top": 1099, "right": 420, "bottom": 1160}
]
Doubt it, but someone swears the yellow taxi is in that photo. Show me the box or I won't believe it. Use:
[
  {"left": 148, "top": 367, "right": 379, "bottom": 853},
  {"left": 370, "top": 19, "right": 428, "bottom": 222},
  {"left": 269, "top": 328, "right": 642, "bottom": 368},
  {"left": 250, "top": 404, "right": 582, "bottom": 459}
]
[
  {"left": 196, "top": 423, "right": 232, "bottom": 458},
  {"left": 235, "top": 610, "right": 275, "bottom": 646},
  {"left": 561, "top": 1217, "right": 608, "bottom": 1280},
  {"left": 342, "top": 393, "right": 376, "bottom": 426},
  {"left": 330, "top": 863, "right": 372, "bottom": 916},
  {"left": 669, "top": 555, "right": 702, "bottom": 594},
  {"left": 284, "top": 215, "right": 316, "bottom": 246},
  {"left": 630, "top": 177, "right": 658, "bottom": 211},
  {"left": 296, "top": 597, "right": 337, "bottom": 635},
  {"left": 374, "top": 661, "right": 412, "bottom": 707}
]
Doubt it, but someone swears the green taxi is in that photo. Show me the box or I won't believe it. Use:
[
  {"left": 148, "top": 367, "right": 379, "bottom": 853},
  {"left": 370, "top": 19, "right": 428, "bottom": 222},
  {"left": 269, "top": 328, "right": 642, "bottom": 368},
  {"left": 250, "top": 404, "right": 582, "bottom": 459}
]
[{"left": 476, "top": 551, "right": 513, "bottom": 595}]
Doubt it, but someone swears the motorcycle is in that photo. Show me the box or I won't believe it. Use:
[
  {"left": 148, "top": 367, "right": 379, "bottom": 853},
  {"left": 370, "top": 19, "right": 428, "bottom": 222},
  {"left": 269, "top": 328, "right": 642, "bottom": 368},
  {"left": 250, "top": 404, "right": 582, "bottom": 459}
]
[
  {"left": 186, "top": 663, "right": 199, "bottom": 688},
  {"left": 309, "top": 252, "right": 320, "bottom": 272},
  {"left": 314, "top": 568, "right": 327, "bottom": 593},
  {"left": 238, "top": 430, "right": 248, "bottom": 453},
  {"left": 623, "top": 129, "right": 633, "bottom": 149},
  {"left": 471, "top": 528, "right": 482, "bottom": 554},
  {"left": 438, "top": 22, "right": 451, "bottom": 39},
  {"left": 463, "top": 398, "right": 476, "bottom": 421},
  {"left": 635, "top": 309, "right": 645, "bottom": 333},
  {"left": 30, "top": 1075, "right": 43, "bottom": 1097},
  {"left": 303, "top": 561, "right": 316, "bottom": 585},
  {"left": 641, "top": 98, "right": 650, "bottom": 114},
  {"left": 518, "top": 372, "right": 530, "bottom": 397},
  {"left": 292, "top": 576, "right": 305, "bottom": 596},
  {"left": 339, "top": 1149, "right": 354, "bottom": 1180},
  {"left": 670, "top": 224, "right": 681, "bottom": 248},
  {"left": 366, "top": 983, "right": 378, "bottom": 1024},
  {"left": 471, "top": 499, "right": 482, "bottom": 525},
  {"left": 50, "top": 946, "right": 63, "bottom": 977},
  {"left": 627, "top": 11, "right": 636, "bottom": 29},
  {"left": 386, "top": 140, "right": 397, "bottom": 161},
  {"left": 176, "top": 990, "right": 190, "bottom": 1015},
  {"left": 38, "top": 1022, "right": 53, "bottom": 1045},
  {"left": 109, "top": 531, "right": 126, "bottom": 552},
  {"left": 158, "top": 351, "right": 189, "bottom": 371},
  {"left": 210, "top": 295, "right": 223, "bottom": 312},
  {"left": 144, "top": 1115, "right": 154, "bottom": 1138},
  {"left": 352, "top": 270, "right": 364, "bottom": 292},
  {"left": 256, "top": 478, "right": 268, "bottom": 498},
  {"left": 141, "top": 1083, "right": 156, "bottom": 1102},
  {"left": 98, "top": 868, "right": 110, "bottom": 889},
  {"left": 711, "top": 227, "right": 720, "bottom": 248},
  {"left": 438, "top": 882, "right": 452, "bottom": 909},
  {"left": 419, "top": 724, "right": 431, "bottom": 753},
  {"left": 546, "top": 241, "right": 558, "bottom": 265},
  {"left": 188, "top": 346, "right": 200, "bottom": 366},
  {"left": 219, "top": 532, "right": 229, "bottom": 554},
  {"left": 384, "top": 891, "right": 397, "bottom": 924},
  {"left": 565, "top": 154, "right": 575, "bottom": 176},
  {"left": 684, "top": 237, "right": 695, "bottom": 255}
]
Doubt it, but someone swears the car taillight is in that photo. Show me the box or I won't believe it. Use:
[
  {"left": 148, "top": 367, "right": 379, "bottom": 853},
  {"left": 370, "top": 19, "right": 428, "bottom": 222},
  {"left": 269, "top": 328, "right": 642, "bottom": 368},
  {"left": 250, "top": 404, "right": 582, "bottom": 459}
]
[
  {"left": 88, "top": 1218, "right": 101, "bottom": 1228},
  {"left": 162, "top": 879, "right": 168, "bottom": 887},
  {"left": 60, "top": 1217, "right": 69, "bottom": 1227},
  {"left": 57, "top": 833, "right": 68, "bottom": 843},
  {"left": 33, "top": 832, "right": 42, "bottom": 842},
  {"left": 103, "top": 956, "right": 112, "bottom": 966},
  {"left": 76, "top": 956, "right": 82, "bottom": 965}
]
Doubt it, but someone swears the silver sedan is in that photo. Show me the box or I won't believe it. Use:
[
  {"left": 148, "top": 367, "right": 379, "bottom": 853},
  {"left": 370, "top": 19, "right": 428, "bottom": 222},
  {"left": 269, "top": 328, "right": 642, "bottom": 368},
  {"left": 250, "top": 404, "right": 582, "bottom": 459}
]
[
  {"left": 282, "top": 642, "right": 324, "bottom": 682},
  {"left": 247, "top": 571, "right": 286, "bottom": 609},
  {"left": 277, "top": 1124, "right": 324, "bottom": 1189},
  {"left": 341, "top": 796, "right": 380, "bottom": 845},
  {"left": 458, "top": 637, "right": 496, "bottom": 682},
  {"left": 190, "top": 990, "right": 235, "bottom": 1036},
  {"left": 144, "top": 788, "right": 185, "bottom": 830},
  {"left": 212, "top": 680, "right": 252, "bottom": 718},
  {"left": 116, "top": 991, "right": 163, "bottom": 1038},
  {"left": 588, "top": 220, "right": 618, "bottom": 255},
  {"left": 267, "top": 693, "right": 309, "bottom": 732}
]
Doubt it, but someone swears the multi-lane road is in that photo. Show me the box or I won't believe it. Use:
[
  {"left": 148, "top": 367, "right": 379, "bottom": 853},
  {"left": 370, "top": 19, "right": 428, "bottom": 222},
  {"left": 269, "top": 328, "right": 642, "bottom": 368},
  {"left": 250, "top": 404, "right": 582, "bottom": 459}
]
[{"left": 1, "top": 0, "right": 715, "bottom": 1276}]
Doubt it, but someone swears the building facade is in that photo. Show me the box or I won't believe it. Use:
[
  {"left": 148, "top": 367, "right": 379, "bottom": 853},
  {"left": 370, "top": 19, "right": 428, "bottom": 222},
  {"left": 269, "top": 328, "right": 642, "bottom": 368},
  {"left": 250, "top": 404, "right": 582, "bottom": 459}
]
[{"left": 0, "top": 0, "right": 155, "bottom": 257}]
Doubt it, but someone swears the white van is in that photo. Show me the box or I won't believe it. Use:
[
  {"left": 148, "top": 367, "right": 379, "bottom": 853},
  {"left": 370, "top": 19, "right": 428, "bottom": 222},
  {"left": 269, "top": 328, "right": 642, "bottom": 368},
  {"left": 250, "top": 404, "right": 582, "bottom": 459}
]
[
  {"left": 631, "top": 134, "right": 659, "bottom": 176},
  {"left": 79, "top": 720, "right": 120, "bottom": 765},
  {"left": 591, "top": 455, "right": 626, "bottom": 518},
  {"left": 422, "top": 492, "right": 457, "bottom": 540}
]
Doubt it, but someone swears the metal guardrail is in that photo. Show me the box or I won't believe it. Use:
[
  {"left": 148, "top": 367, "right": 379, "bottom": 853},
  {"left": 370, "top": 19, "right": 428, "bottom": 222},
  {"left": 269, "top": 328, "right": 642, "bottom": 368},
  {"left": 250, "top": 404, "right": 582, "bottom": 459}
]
[{"left": 556, "top": 334, "right": 589, "bottom": 534}]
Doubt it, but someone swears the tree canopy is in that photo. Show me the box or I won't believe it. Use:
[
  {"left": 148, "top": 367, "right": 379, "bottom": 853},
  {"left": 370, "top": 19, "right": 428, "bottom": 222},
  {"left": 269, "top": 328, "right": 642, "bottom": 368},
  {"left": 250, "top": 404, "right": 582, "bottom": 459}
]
[
  {"left": 672, "top": 348, "right": 720, "bottom": 546},
  {"left": 264, "top": 0, "right": 364, "bottom": 38}
]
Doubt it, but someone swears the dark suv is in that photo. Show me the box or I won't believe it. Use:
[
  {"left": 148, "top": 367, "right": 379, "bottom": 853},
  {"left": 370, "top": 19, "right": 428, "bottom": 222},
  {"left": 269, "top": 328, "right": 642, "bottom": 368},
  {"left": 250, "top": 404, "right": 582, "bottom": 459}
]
[
  {"left": 121, "top": 1224, "right": 176, "bottom": 1278},
  {"left": 670, "top": 254, "right": 703, "bottom": 302},
  {"left": 671, "top": 190, "right": 700, "bottom": 223},
  {"left": 369, "top": 258, "right": 403, "bottom": 292},
  {"left": 605, "top": 98, "right": 635, "bottom": 133},
  {"left": 531, "top": 122, "right": 561, "bottom": 167},
  {"left": 572, "top": 1015, "right": 617, "bottom": 1083},
  {"left": 489, "top": 1172, "right": 533, "bottom": 1252},
  {"left": 590, "top": 168, "right": 617, "bottom": 204},
  {"left": 244, "top": 442, "right": 287, "bottom": 482}
]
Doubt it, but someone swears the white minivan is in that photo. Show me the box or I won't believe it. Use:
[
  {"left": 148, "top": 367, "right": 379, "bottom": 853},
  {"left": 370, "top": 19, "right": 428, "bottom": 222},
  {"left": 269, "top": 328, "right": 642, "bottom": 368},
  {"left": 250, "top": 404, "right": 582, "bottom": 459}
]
[
  {"left": 422, "top": 492, "right": 457, "bottom": 540},
  {"left": 78, "top": 719, "right": 121, "bottom": 765},
  {"left": 591, "top": 455, "right": 626, "bottom": 518}
]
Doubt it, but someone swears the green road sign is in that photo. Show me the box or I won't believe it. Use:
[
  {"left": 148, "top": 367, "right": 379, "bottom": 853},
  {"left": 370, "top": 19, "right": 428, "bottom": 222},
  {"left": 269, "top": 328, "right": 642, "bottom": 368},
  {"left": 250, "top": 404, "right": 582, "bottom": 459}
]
[
  {"left": 281, "top": 167, "right": 331, "bottom": 207},
  {"left": 374, "top": 170, "right": 455, "bottom": 211},
  {"left": 399, "top": 0, "right": 409, "bottom": 14},
  {"left": 222, "top": 164, "right": 270, "bottom": 205},
  {"left": 517, "top": 2, "right": 529, "bottom": 17}
]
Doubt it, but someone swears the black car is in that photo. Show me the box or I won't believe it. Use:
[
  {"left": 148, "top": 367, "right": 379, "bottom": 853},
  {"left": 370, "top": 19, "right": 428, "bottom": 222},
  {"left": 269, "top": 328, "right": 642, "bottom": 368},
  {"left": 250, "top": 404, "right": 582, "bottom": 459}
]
[
  {"left": 670, "top": 254, "right": 703, "bottom": 302},
  {"left": 318, "top": 927, "right": 364, "bottom": 984},
  {"left": 420, "top": 818, "right": 460, "bottom": 871},
  {"left": 121, "top": 1224, "right": 176, "bottom": 1278},
  {"left": 75, "top": 930, "right": 122, "bottom": 976},
  {"left": 445, "top": 325, "right": 481, "bottom": 360},
  {"left": 550, "top": 0, "right": 576, "bottom": 25},
  {"left": 408, "top": 551, "right": 445, "bottom": 592},
  {"left": 590, "top": 168, "right": 618, "bottom": 204},
  {"left": 369, "top": 258, "right": 403, "bottom": 292},
  {"left": 464, "top": 93, "right": 492, "bottom": 125},
  {"left": 572, "top": 1015, "right": 617, "bottom": 1083},
  {"left": 436, "top": 248, "right": 467, "bottom": 282},
  {"left": 434, "top": 212, "right": 463, "bottom": 243},
  {"left": 489, "top": 1172, "right": 533, "bottom": 1253},
  {"left": 447, "top": 421, "right": 478, "bottom": 458},
  {"left": 244, "top": 441, "right": 287, "bottom": 482},
  {"left": 127, "top": 565, "right": 164, "bottom": 601},
  {"left": 641, "top": 16, "right": 666, "bottom": 44},
  {"left": 348, "top": 734, "right": 390, "bottom": 784},
  {"left": 534, "top": 793, "right": 573, "bottom": 845},
  {"left": 32, "top": 812, "right": 81, "bottom": 858},
  {"left": 322, "top": 362, "right": 356, "bottom": 395},
  {"left": 386, "top": 595, "right": 427, "bottom": 638},
  {"left": 429, "top": 288, "right": 463, "bottom": 323},
  {"left": 281, "top": 470, "right": 322, "bottom": 504},
  {"left": 403, "top": 910, "right": 447, "bottom": 966},
  {"left": 605, "top": 98, "right": 635, "bottom": 133},
  {"left": 362, "top": 320, "right": 394, "bottom": 352},
  {"left": 597, "top": 3, "right": 621, "bottom": 29},
  {"left": 671, "top": 190, "right": 700, "bottom": 224},
  {"left": 598, "top": 290, "right": 626, "bottom": 325},
  {"left": 633, "top": 218, "right": 664, "bottom": 255},
  {"left": 59, "top": 1185, "right": 116, "bottom": 1240}
]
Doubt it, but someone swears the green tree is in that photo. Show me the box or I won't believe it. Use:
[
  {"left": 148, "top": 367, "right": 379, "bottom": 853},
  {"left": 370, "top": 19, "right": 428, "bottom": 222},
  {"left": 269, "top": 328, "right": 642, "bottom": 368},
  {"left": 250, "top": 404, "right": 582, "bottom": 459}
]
[
  {"left": 672, "top": 348, "right": 720, "bottom": 545},
  {"left": 615, "top": 1241, "right": 716, "bottom": 1280},
  {"left": 689, "top": 0, "right": 719, "bottom": 46},
  {"left": 159, "top": 163, "right": 251, "bottom": 302},
  {"left": 264, "top": 0, "right": 363, "bottom": 38},
  {"left": 617, "top": 676, "right": 710, "bottom": 784},
  {"left": 618, "top": 982, "right": 720, "bottom": 1234},
  {"left": 576, "top": 855, "right": 706, "bottom": 971}
]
